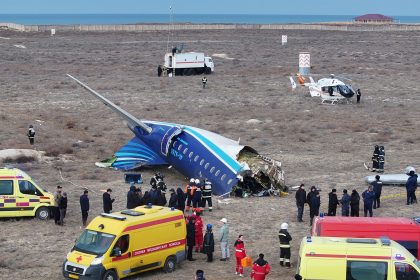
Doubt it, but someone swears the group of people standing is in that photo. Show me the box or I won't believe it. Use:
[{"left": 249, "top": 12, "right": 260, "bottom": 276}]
[{"left": 295, "top": 180, "right": 387, "bottom": 224}]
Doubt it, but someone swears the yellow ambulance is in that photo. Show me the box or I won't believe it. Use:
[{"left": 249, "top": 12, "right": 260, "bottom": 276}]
[
  {"left": 0, "top": 168, "right": 54, "bottom": 220},
  {"left": 295, "top": 236, "right": 420, "bottom": 280},
  {"left": 63, "top": 205, "right": 186, "bottom": 280}
]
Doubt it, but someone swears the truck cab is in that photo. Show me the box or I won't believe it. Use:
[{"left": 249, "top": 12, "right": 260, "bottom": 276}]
[
  {"left": 204, "top": 56, "right": 214, "bottom": 73},
  {"left": 0, "top": 168, "right": 54, "bottom": 220}
]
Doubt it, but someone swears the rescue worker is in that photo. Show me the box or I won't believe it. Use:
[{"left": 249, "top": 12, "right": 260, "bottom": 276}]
[
  {"left": 234, "top": 235, "right": 246, "bottom": 277},
  {"left": 193, "top": 209, "right": 204, "bottom": 253},
  {"left": 27, "top": 124, "right": 35, "bottom": 145},
  {"left": 201, "top": 180, "right": 213, "bottom": 212},
  {"left": 185, "top": 178, "right": 196, "bottom": 212},
  {"left": 203, "top": 224, "right": 215, "bottom": 262},
  {"left": 372, "top": 145, "right": 380, "bottom": 172},
  {"left": 279, "top": 223, "right": 292, "bottom": 268},
  {"left": 340, "top": 189, "right": 350, "bottom": 216},
  {"left": 192, "top": 179, "right": 202, "bottom": 209},
  {"left": 176, "top": 187, "right": 186, "bottom": 212},
  {"left": 328, "top": 86, "right": 334, "bottom": 96},
  {"left": 327, "top": 188, "right": 339, "bottom": 216},
  {"left": 168, "top": 188, "right": 178, "bottom": 208},
  {"left": 250, "top": 254, "right": 271, "bottom": 280},
  {"left": 406, "top": 170, "right": 418, "bottom": 205},
  {"left": 350, "top": 189, "right": 360, "bottom": 217},
  {"left": 356, "top": 88, "right": 362, "bottom": 103},
  {"left": 103, "top": 188, "right": 114, "bottom": 214},
  {"left": 378, "top": 146, "right": 385, "bottom": 173},
  {"left": 59, "top": 192, "right": 67, "bottom": 226},
  {"left": 186, "top": 217, "right": 196, "bottom": 261},
  {"left": 150, "top": 172, "right": 164, "bottom": 188},
  {"left": 80, "top": 190, "right": 90, "bottom": 227},
  {"left": 157, "top": 65, "right": 162, "bottom": 77},
  {"left": 53, "top": 185, "right": 62, "bottom": 225},
  {"left": 219, "top": 218, "right": 230, "bottom": 261},
  {"left": 372, "top": 175, "right": 383, "bottom": 209},
  {"left": 202, "top": 76, "right": 207, "bottom": 89},
  {"left": 149, "top": 185, "right": 158, "bottom": 204},
  {"left": 306, "top": 186, "right": 320, "bottom": 226},
  {"left": 295, "top": 184, "right": 306, "bottom": 222},
  {"left": 362, "top": 185, "right": 375, "bottom": 217}
]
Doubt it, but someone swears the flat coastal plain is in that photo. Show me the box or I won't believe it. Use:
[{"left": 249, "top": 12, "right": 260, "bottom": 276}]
[{"left": 0, "top": 28, "right": 419, "bottom": 279}]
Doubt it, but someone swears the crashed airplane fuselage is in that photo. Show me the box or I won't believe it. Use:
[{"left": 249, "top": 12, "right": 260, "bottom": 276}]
[{"left": 68, "top": 75, "right": 285, "bottom": 196}]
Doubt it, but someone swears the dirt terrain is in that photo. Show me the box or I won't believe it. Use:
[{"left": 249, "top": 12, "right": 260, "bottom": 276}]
[{"left": 0, "top": 28, "right": 419, "bottom": 280}]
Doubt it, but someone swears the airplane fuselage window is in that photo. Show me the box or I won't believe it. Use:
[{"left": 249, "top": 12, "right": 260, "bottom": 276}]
[
  {"left": 215, "top": 170, "right": 221, "bottom": 176},
  {"left": 183, "top": 148, "right": 188, "bottom": 155},
  {"left": 200, "top": 159, "right": 205, "bottom": 166},
  {"left": 194, "top": 155, "right": 199, "bottom": 162},
  {"left": 172, "top": 141, "right": 178, "bottom": 147},
  {"left": 210, "top": 167, "right": 215, "bottom": 173},
  {"left": 204, "top": 163, "right": 210, "bottom": 169},
  {"left": 178, "top": 144, "right": 183, "bottom": 151},
  {"left": 227, "top": 179, "right": 233, "bottom": 185},
  {"left": 221, "top": 174, "right": 226, "bottom": 181},
  {"left": 189, "top": 152, "right": 193, "bottom": 158}
]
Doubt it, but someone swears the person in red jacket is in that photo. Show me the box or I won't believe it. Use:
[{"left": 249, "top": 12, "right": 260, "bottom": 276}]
[
  {"left": 194, "top": 209, "right": 204, "bottom": 253},
  {"left": 250, "top": 254, "right": 270, "bottom": 280},
  {"left": 234, "top": 235, "right": 246, "bottom": 277}
]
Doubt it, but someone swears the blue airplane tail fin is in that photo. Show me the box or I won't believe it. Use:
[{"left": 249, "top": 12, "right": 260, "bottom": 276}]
[{"left": 96, "top": 137, "right": 168, "bottom": 170}]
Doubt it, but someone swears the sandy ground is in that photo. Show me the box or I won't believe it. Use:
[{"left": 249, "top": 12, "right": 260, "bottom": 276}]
[{"left": 0, "top": 28, "right": 419, "bottom": 280}]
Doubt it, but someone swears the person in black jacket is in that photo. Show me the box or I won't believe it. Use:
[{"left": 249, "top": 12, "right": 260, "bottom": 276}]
[
  {"left": 328, "top": 188, "right": 339, "bottom": 216},
  {"left": 203, "top": 224, "right": 215, "bottom": 262},
  {"left": 176, "top": 187, "right": 186, "bottom": 212},
  {"left": 186, "top": 217, "right": 196, "bottom": 261},
  {"left": 295, "top": 184, "right": 306, "bottom": 222},
  {"left": 79, "top": 190, "right": 89, "bottom": 226},
  {"left": 103, "top": 188, "right": 114, "bottom": 214},
  {"left": 127, "top": 185, "right": 138, "bottom": 209},
  {"left": 350, "top": 189, "right": 360, "bottom": 217},
  {"left": 27, "top": 124, "right": 35, "bottom": 145},
  {"left": 168, "top": 188, "right": 178, "bottom": 208},
  {"left": 406, "top": 170, "right": 418, "bottom": 205},
  {"left": 59, "top": 192, "right": 67, "bottom": 226},
  {"left": 307, "top": 186, "right": 320, "bottom": 226},
  {"left": 371, "top": 175, "right": 383, "bottom": 209},
  {"left": 155, "top": 189, "right": 167, "bottom": 206}
]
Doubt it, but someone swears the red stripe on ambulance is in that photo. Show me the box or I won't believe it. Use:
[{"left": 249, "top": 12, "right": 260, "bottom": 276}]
[
  {"left": 16, "top": 202, "right": 30, "bottom": 207},
  {"left": 123, "top": 215, "right": 184, "bottom": 232}
]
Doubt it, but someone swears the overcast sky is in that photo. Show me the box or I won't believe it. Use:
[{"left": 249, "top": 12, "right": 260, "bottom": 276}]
[{"left": 1, "top": 0, "right": 420, "bottom": 16}]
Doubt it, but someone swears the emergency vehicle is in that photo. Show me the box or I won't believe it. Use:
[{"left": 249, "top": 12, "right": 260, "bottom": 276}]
[
  {"left": 161, "top": 51, "right": 214, "bottom": 76},
  {"left": 63, "top": 205, "right": 186, "bottom": 280},
  {"left": 295, "top": 236, "right": 420, "bottom": 280},
  {"left": 312, "top": 216, "right": 420, "bottom": 258},
  {"left": 0, "top": 168, "right": 54, "bottom": 220}
]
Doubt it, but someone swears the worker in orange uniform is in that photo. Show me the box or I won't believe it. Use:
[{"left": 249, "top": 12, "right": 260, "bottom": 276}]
[
  {"left": 234, "top": 235, "right": 246, "bottom": 277},
  {"left": 185, "top": 178, "right": 197, "bottom": 212},
  {"left": 193, "top": 209, "right": 204, "bottom": 253},
  {"left": 250, "top": 254, "right": 270, "bottom": 280}
]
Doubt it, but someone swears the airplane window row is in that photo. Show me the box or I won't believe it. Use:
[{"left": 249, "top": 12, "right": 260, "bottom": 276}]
[{"left": 172, "top": 140, "right": 231, "bottom": 184}]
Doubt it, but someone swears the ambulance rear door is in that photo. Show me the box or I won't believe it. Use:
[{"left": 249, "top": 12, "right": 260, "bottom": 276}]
[{"left": 0, "top": 178, "right": 16, "bottom": 217}]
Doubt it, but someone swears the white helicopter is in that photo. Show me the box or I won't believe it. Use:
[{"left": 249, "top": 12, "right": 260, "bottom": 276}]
[{"left": 289, "top": 74, "right": 356, "bottom": 104}]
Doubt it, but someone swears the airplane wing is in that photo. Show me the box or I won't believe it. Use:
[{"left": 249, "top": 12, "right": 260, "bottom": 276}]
[{"left": 67, "top": 74, "right": 152, "bottom": 134}]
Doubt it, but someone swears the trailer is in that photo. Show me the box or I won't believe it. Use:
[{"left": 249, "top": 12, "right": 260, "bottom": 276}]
[{"left": 158, "top": 50, "right": 214, "bottom": 76}]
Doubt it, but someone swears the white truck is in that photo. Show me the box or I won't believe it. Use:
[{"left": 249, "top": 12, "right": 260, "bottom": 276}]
[{"left": 158, "top": 50, "right": 214, "bottom": 76}]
